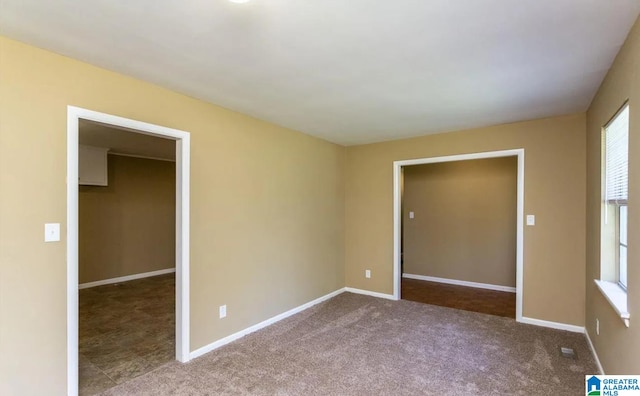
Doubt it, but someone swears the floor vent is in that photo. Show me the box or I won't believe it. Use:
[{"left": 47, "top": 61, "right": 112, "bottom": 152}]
[{"left": 560, "top": 347, "right": 576, "bottom": 359}]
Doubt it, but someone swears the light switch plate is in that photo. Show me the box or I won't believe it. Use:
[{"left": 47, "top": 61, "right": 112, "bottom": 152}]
[
  {"left": 219, "top": 305, "right": 227, "bottom": 319},
  {"left": 45, "top": 223, "right": 61, "bottom": 242},
  {"left": 526, "top": 215, "right": 535, "bottom": 226},
  {"left": 409, "top": 211, "right": 415, "bottom": 219}
]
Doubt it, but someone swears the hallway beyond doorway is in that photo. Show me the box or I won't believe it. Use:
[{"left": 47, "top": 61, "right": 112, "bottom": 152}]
[{"left": 401, "top": 277, "right": 516, "bottom": 318}]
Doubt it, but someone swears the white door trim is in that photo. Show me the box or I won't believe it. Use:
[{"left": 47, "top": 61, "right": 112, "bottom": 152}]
[
  {"left": 66, "top": 106, "right": 191, "bottom": 396},
  {"left": 393, "top": 148, "right": 525, "bottom": 322}
]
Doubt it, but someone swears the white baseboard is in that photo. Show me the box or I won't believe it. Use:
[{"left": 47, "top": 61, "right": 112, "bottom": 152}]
[
  {"left": 189, "top": 288, "right": 346, "bottom": 360},
  {"left": 402, "top": 273, "right": 516, "bottom": 293},
  {"left": 344, "top": 287, "right": 396, "bottom": 300},
  {"left": 518, "top": 316, "right": 585, "bottom": 333},
  {"left": 78, "top": 268, "right": 176, "bottom": 289},
  {"left": 585, "top": 329, "right": 605, "bottom": 374}
]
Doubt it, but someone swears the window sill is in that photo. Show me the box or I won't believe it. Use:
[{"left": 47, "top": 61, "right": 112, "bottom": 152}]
[{"left": 594, "top": 279, "right": 630, "bottom": 327}]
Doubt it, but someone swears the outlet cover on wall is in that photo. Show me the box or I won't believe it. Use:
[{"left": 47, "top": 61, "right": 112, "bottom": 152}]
[
  {"left": 365, "top": 269, "right": 371, "bottom": 278},
  {"left": 219, "top": 305, "right": 227, "bottom": 319},
  {"left": 44, "top": 223, "right": 61, "bottom": 242}
]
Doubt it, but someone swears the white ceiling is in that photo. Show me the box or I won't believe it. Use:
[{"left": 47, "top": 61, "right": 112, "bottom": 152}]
[
  {"left": 2, "top": 1, "right": 639, "bottom": 145},
  {"left": 80, "top": 120, "right": 176, "bottom": 161}
]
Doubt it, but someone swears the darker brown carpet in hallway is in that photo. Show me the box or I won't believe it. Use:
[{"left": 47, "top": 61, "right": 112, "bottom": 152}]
[
  {"left": 401, "top": 277, "right": 516, "bottom": 317},
  {"left": 79, "top": 273, "right": 175, "bottom": 395}
]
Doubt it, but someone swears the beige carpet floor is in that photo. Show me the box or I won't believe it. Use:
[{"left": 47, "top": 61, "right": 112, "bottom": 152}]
[{"left": 100, "top": 292, "right": 597, "bottom": 395}]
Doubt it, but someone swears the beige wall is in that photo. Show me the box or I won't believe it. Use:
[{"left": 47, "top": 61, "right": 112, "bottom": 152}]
[
  {"left": 345, "top": 113, "right": 586, "bottom": 325},
  {"left": 79, "top": 155, "right": 176, "bottom": 284},
  {"left": 403, "top": 157, "right": 517, "bottom": 287},
  {"left": 0, "top": 37, "right": 345, "bottom": 395},
  {"left": 586, "top": 16, "right": 640, "bottom": 374}
]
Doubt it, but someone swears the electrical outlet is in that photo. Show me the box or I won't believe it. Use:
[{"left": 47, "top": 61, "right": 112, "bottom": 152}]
[
  {"left": 596, "top": 318, "right": 599, "bottom": 335},
  {"left": 526, "top": 215, "right": 535, "bottom": 226},
  {"left": 365, "top": 269, "right": 371, "bottom": 278},
  {"left": 44, "top": 223, "right": 61, "bottom": 242},
  {"left": 219, "top": 305, "right": 227, "bottom": 319}
]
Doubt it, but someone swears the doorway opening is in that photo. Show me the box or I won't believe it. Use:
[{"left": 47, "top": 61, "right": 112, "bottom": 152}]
[
  {"left": 67, "top": 107, "right": 191, "bottom": 396},
  {"left": 400, "top": 157, "right": 517, "bottom": 317},
  {"left": 393, "top": 149, "right": 524, "bottom": 321}
]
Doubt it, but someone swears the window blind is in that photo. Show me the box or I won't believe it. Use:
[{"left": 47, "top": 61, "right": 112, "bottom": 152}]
[{"left": 604, "top": 105, "right": 629, "bottom": 204}]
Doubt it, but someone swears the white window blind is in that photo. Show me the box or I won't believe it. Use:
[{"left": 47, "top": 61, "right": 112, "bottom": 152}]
[{"left": 605, "top": 105, "right": 629, "bottom": 204}]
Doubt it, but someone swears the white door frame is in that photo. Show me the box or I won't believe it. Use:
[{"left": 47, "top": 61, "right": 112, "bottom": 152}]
[
  {"left": 66, "top": 106, "right": 191, "bottom": 396},
  {"left": 393, "top": 148, "right": 524, "bottom": 322}
]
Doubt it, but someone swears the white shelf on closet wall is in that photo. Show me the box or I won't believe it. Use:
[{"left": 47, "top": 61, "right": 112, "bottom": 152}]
[{"left": 79, "top": 145, "right": 109, "bottom": 186}]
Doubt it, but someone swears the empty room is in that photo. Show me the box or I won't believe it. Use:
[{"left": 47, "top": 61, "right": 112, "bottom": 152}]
[
  {"left": 1, "top": 1, "right": 639, "bottom": 395},
  {"left": 78, "top": 122, "right": 178, "bottom": 393},
  {"left": 401, "top": 156, "right": 518, "bottom": 318}
]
